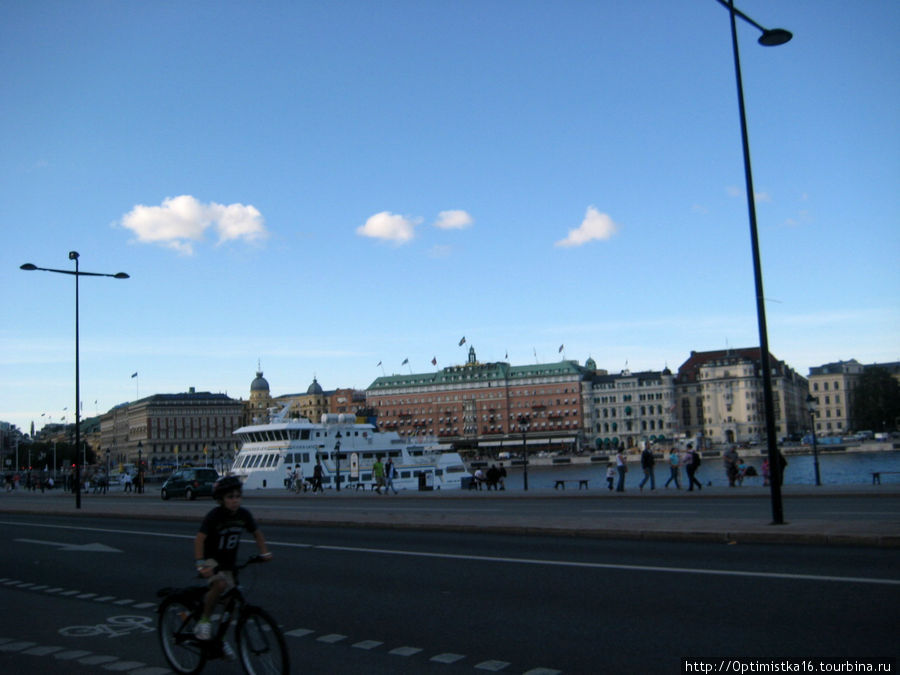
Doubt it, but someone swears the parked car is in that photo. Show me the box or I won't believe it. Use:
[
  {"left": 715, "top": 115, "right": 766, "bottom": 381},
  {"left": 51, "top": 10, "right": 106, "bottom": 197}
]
[{"left": 160, "top": 467, "right": 219, "bottom": 500}]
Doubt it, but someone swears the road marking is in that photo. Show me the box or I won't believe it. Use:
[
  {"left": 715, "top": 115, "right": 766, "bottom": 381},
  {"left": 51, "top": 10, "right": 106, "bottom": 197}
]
[
  {"left": 317, "top": 633, "right": 347, "bottom": 643},
  {"left": 476, "top": 659, "right": 511, "bottom": 671},
  {"left": 390, "top": 646, "right": 423, "bottom": 656},
  {"left": 352, "top": 639, "right": 383, "bottom": 650},
  {"left": 3, "top": 519, "right": 898, "bottom": 586},
  {"left": 14, "top": 538, "right": 123, "bottom": 553},
  {"left": 581, "top": 509, "right": 699, "bottom": 514},
  {"left": 431, "top": 652, "right": 466, "bottom": 663}
]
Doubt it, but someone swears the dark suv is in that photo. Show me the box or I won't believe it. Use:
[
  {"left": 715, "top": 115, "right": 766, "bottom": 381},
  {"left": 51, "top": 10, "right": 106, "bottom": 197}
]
[{"left": 160, "top": 467, "right": 219, "bottom": 500}]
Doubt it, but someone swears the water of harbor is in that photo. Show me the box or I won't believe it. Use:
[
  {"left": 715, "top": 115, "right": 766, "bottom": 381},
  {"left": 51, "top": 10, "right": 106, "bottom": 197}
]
[{"left": 499, "top": 450, "right": 900, "bottom": 489}]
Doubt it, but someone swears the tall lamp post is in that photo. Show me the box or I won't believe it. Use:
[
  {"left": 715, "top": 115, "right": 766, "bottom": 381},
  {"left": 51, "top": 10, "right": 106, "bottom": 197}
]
[
  {"left": 714, "top": 0, "right": 792, "bottom": 524},
  {"left": 517, "top": 415, "right": 530, "bottom": 491},
  {"left": 334, "top": 431, "right": 342, "bottom": 492},
  {"left": 806, "top": 395, "right": 821, "bottom": 486},
  {"left": 136, "top": 441, "right": 144, "bottom": 494},
  {"left": 21, "top": 252, "right": 129, "bottom": 509}
]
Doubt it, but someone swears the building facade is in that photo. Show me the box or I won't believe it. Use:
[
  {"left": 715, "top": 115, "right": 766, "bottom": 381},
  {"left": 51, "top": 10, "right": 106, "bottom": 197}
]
[
  {"left": 584, "top": 367, "right": 679, "bottom": 450},
  {"left": 100, "top": 388, "right": 244, "bottom": 472},
  {"left": 366, "top": 347, "right": 590, "bottom": 454},
  {"left": 807, "top": 359, "right": 864, "bottom": 436},
  {"left": 676, "top": 348, "right": 809, "bottom": 446}
]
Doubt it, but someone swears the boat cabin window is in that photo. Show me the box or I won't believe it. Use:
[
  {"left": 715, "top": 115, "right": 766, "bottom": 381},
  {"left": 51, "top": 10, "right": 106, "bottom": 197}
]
[
  {"left": 362, "top": 473, "right": 372, "bottom": 481},
  {"left": 400, "top": 471, "right": 411, "bottom": 479},
  {"left": 265, "top": 453, "right": 279, "bottom": 468},
  {"left": 446, "top": 465, "right": 466, "bottom": 473}
]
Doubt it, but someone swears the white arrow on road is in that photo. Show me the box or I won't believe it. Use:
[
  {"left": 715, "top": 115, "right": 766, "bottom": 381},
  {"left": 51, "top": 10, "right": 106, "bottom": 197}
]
[{"left": 14, "top": 538, "right": 122, "bottom": 553}]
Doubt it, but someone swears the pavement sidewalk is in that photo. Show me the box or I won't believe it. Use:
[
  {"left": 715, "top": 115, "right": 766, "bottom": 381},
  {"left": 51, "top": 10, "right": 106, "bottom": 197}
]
[{"left": 1, "top": 483, "right": 898, "bottom": 547}]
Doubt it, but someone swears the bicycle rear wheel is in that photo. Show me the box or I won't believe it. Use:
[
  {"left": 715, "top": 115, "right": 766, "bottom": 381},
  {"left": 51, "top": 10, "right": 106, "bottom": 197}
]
[
  {"left": 236, "top": 607, "right": 289, "bottom": 675},
  {"left": 158, "top": 597, "right": 207, "bottom": 674}
]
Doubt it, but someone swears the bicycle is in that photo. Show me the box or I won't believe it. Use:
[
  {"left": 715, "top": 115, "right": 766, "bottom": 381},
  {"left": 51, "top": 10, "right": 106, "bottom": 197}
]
[{"left": 157, "top": 555, "right": 289, "bottom": 675}]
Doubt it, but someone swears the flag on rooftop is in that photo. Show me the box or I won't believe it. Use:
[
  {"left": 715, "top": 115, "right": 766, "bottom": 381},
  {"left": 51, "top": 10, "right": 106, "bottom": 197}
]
[
  {"left": 376, "top": 361, "right": 382, "bottom": 367},
  {"left": 131, "top": 372, "right": 138, "bottom": 378},
  {"left": 431, "top": 357, "right": 437, "bottom": 366},
  {"left": 458, "top": 336, "right": 466, "bottom": 346},
  {"left": 559, "top": 344, "right": 564, "bottom": 353},
  {"left": 402, "top": 358, "right": 409, "bottom": 365}
]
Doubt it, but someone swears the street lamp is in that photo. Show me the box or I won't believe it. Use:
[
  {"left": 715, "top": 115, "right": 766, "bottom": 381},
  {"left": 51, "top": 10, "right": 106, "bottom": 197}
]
[
  {"left": 136, "top": 441, "right": 144, "bottom": 494},
  {"left": 517, "top": 414, "right": 530, "bottom": 491},
  {"left": 105, "top": 447, "right": 110, "bottom": 495},
  {"left": 714, "top": 0, "right": 792, "bottom": 524},
  {"left": 334, "top": 431, "right": 342, "bottom": 492},
  {"left": 806, "top": 394, "right": 821, "bottom": 486},
  {"left": 22, "top": 252, "right": 129, "bottom": 508}
]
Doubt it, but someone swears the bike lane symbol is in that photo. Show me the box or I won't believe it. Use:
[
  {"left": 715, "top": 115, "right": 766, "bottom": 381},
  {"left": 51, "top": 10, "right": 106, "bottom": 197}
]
[{"left": 59, "top": 615, "right": 154, "bottom": 638}]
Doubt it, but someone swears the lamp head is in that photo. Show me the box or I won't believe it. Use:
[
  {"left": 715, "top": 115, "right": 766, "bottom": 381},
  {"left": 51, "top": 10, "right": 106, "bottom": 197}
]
[
  {"left": 68, "top": 251, "right": 79, "bottom": 260},
  {"left": 20, "top": 263, "right": 37, "bottom": 271},
  {"left": 114, "top": 272, "right": 130, "bottom": 279},
  {"left": 758, "top": 28, "right": 792, "bottom": 46}
]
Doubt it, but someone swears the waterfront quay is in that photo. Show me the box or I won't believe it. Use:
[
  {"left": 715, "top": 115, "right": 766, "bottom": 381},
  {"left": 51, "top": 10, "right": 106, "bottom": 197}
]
[{"left": 2, "top": 481, "right": 898, "bottom": 548}]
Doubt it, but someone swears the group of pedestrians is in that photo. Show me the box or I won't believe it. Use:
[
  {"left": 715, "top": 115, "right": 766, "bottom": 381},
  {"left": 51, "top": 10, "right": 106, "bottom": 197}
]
[{"left": 608, "top": 443, "right": 704, "bottom": 492}]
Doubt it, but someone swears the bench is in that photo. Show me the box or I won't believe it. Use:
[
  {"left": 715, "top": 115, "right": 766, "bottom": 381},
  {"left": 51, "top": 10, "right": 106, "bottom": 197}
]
[
  {"left": 871, "top": 471, "right": 900, "bottom": 485},
  {"left": 554, "top": 479, "right": 589, "bottom": 490}
]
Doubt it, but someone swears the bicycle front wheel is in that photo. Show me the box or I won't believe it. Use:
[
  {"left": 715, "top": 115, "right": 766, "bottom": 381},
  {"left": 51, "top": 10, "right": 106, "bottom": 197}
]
[
  {"left": 158, "top": 597, "right": 207, "bottom": 675},
  {"left": 236, "top": 607, "right": 289, "bottom": 675}
]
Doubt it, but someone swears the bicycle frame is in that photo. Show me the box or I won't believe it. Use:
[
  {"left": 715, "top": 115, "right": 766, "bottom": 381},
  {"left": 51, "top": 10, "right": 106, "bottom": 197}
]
[{"left": 157, "top": 556, "right": 268, "bottom": 663}]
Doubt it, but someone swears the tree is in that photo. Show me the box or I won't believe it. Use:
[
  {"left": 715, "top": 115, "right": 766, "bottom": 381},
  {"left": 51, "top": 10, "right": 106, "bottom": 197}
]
[{"left": 852, "top": 367, "right": 900, "bottom": 432}]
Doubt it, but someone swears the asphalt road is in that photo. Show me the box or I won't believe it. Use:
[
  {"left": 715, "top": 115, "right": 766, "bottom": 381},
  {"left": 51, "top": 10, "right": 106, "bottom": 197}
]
[{"left": 1, "top": 514, "right": 897, "bottom": 674}]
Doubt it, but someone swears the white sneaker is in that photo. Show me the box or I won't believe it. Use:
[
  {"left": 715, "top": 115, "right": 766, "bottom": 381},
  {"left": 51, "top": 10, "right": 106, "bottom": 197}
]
[
  {"left": 221, "top": 640, "right": 236, "bottom": 661},
  {"left": 194, "top": 619, "right": 212, "bottom": 641}
]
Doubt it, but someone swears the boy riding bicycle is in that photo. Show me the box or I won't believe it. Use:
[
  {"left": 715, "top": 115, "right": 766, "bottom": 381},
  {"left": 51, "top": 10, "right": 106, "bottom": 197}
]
[{"left": 193, "top": 475, "right": 271, "bottom": 640}]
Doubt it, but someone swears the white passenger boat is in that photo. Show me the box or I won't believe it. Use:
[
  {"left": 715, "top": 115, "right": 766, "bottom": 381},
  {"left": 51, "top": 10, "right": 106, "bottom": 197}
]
[{"left": 230, "top": 408, "right": 468, "bottom": 491}]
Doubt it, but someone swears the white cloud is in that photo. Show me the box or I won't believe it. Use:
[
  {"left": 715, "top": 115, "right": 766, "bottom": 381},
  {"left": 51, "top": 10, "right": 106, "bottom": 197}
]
[
  {"left": 120, "top": 195, "right": 267, "bottom": 255},
  {"left": 434, "top": 209, "right": 473, "bottom": 230},
  {"left": 356, "top": 211, "right": 421, "bottom": 244},
  {"left": 554, "top": 206, "right": 619, "bottom": 248}
]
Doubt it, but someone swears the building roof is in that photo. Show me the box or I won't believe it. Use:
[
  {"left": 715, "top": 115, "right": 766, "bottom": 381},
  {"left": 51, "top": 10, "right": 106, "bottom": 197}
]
[
  {"left": 676, "top": 347, "right": 780, "bottom": 384},
  {"left": 367, "top": 359, "right": 589, "bottom": 392},
  {"left": 250, "top": 370, "right": 270, "bottom": 392}
]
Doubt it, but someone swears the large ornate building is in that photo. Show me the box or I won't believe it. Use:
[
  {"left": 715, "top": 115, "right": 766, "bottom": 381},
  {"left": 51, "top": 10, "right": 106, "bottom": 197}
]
[
  {"left": 676, "top": 348, "right": 809, "bottom": 446},
  {"left": 100, "top": 388, "right": 244, "bottom": 472},
  {"left": 585, "top": 366, "right": 679, "bottom": 451},
  {"left": 366, "top": 346, "right": 591, "bottom": 454}
]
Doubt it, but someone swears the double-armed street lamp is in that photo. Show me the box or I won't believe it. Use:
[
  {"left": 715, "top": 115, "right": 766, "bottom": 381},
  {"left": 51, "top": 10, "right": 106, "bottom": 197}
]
[
  {"left": 806, "top": 395, "right": 822, "bottom": 486},
  {"left": 20, "top": 252, "right": 129, "bottom": 509},
  {"left": 713, "top": 0, "right": 792, "bottom": 524}
]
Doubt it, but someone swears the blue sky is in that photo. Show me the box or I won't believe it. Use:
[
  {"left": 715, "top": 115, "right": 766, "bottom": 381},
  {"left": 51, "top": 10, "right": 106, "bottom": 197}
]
[{"left": 2, "top": 1, "right": 898, "bottom": 435}]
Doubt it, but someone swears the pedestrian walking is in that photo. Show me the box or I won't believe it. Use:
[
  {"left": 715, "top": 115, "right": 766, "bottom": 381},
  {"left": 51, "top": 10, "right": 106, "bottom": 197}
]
[
  {"left": 384, "top": 457, "right": 398, "bottom": 495},
  {"left": 615, "top": 448, "right": 627, "bottom": 492},
  {"left": 373, "top": 456, "right": 385, "bottom": 494},
  {"left": 312, "top": 461, "right": 324, "bottom": 493},
  {"left": 664, "top": 448, "right": 680, "bottom": 489},
  {"left": 685, "top": 444, "right": 703, "bottom": 491},
  {"left": 639, "top": 443, "right": 656, "bottom": 491},
  {"left": 723, "top": 446, "right": 740, "bottom": 487}
]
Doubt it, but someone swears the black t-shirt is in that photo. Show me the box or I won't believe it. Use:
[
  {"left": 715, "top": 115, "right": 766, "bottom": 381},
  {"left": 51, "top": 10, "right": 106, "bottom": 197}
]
[{"left": 199, "top": 505, "right": 258, "bottom": 571}]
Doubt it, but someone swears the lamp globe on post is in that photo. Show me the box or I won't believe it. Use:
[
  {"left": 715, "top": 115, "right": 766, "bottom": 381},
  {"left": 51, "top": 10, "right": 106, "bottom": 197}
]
[
  {"left": 806, "top": 394, "right": 821, "bottom": 486},
  {"left": 334, "top": 431, "right": 342, "bottom": 492},
  {"left": 518, "top": 415, "right": 530, "bottom": 491},
  {"left": 136, "top": 441, "right": 143, "bottom": 494}
]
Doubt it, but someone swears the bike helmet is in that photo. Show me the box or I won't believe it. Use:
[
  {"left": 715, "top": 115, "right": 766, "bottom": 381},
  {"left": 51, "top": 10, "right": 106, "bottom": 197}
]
[{"left": 213, "top": 475, "right": 243, "bottom": 499}]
